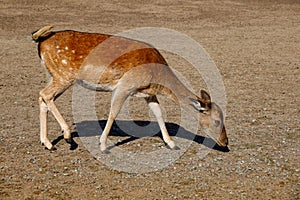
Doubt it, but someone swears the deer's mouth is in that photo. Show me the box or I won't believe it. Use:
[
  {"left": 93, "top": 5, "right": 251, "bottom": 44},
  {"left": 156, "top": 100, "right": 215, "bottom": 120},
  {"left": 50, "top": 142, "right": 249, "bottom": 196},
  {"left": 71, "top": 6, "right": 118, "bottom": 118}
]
[
  {"left": 203, "top": 130, "right": 228, "bottom": 147},
  {"left": 216, "top": 137, "right": 228, "bottom": 147}
]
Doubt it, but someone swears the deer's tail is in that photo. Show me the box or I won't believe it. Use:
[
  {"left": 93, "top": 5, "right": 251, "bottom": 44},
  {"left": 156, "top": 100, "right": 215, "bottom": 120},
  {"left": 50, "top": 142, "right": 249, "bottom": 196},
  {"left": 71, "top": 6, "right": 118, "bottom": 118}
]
[{"left": 32, "top": 25, "right": 53, "bottom": 42}]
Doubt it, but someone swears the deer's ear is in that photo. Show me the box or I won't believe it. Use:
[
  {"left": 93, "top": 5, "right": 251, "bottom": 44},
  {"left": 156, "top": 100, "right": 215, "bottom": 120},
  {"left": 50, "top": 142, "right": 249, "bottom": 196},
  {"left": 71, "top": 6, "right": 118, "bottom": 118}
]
[
  {"left": 189, "top": 98, "right": 208, "bottom": 113},
  {"left": 200, "top": 90, "right": 211, "bottom": 102}
]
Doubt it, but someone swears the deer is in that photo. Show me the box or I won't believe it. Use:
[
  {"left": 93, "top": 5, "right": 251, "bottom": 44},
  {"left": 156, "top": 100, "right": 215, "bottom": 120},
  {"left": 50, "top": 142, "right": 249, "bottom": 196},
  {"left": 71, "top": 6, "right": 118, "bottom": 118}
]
[{"left": 32, "top": 25, "right": 228, "bottom": 152}]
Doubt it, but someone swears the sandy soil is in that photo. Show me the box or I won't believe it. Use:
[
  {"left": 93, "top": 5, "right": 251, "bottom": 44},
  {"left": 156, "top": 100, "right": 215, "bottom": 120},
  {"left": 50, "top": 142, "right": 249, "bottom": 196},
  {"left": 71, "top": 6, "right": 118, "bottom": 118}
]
[{"left": 0, "top": 0, "right": 299, "bottom": 199}]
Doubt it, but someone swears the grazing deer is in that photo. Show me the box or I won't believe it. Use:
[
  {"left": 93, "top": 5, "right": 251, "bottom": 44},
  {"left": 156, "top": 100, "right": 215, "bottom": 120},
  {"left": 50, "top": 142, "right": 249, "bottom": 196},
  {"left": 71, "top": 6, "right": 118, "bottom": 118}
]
[{"left": 32, "top": 25, "right": 228, "bottom": 152}]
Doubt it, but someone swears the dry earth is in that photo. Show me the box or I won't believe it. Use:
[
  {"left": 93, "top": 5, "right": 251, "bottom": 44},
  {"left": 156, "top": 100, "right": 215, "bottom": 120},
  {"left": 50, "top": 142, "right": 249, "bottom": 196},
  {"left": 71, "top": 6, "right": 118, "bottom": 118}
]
[{"left": 0, "top": 0, "right": 299, "bottom": 199}]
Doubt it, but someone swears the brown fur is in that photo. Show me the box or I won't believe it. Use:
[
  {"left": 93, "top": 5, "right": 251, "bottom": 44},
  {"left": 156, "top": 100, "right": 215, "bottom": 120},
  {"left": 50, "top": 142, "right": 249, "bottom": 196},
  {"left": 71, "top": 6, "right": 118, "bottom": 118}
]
[{"left": 33, "top": 26, "right": 228, "bottom": 151}]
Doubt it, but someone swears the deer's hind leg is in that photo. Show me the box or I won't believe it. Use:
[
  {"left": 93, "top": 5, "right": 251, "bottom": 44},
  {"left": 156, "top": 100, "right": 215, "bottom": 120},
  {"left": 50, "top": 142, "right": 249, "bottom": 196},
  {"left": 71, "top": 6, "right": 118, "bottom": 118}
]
[
  {"left": 39, "top": 96, "right": 51, "bottom": 149},
  {"left": 39, "top": 80, "right": 72, "bottom": 150}
]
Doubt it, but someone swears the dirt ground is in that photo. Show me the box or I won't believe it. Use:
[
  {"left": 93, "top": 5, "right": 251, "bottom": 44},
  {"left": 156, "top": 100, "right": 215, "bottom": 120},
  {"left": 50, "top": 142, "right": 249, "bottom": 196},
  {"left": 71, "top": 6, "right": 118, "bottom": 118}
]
[{"left": 0, "top": 0, "right": 299, "bottom": 199}]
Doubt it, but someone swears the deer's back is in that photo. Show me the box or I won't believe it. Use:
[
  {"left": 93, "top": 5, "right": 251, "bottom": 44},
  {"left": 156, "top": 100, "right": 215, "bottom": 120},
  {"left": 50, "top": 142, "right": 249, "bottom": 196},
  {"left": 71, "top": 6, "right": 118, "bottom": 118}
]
[{"left": 39, "top": 31, "right": 168, "bottom": 85}]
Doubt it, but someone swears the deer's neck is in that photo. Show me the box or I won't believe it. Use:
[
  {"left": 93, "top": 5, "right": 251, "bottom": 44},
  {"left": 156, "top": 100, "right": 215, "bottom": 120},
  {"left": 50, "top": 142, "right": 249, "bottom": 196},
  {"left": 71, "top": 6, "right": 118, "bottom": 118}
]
[{"left": 158, "top": 71, "right": 198, "bottom": 106}]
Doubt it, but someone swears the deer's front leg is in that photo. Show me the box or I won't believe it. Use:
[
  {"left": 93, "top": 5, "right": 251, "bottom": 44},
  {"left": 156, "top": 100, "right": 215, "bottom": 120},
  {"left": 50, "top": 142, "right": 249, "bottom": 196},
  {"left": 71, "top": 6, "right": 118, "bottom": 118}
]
[
  {"left": 146, "top": 96, "right": 176, "bottom": 149},
  {"left": 100, "top": 87, "right": 130, "bottom": 152}
]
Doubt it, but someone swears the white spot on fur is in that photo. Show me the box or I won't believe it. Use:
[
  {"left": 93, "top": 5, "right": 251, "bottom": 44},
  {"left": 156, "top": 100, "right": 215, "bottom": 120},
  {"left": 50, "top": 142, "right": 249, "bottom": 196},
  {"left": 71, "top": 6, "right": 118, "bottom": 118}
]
[
  {"left": 65, "top": 46, "right": 69, "bottom": 50},
  {"left": 56, "top": 45, "right": 60, "bottom": 49},
  {"left": 60, "top": 77, "right": 67, "bottom": 83},
  {"left": 72, "top": 50, "right": 75, "bottom": 54},
  {"left": 62, "top": 59, "right": 67, "bottom": 65}
]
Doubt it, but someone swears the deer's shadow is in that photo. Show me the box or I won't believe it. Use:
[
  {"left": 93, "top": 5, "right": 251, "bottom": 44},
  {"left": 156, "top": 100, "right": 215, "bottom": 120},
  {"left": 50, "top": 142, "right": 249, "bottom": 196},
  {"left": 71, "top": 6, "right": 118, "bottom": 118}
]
[{"left": 53, "top": 120, "right": 229, "bottom": 152}]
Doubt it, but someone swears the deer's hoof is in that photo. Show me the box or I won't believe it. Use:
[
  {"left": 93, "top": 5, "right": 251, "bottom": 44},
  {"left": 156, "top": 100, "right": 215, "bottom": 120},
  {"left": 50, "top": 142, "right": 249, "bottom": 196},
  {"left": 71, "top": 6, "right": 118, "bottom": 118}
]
[
  {"left": 166, "top": 144, "right": 180, "bottom": 150},
  {"left": 45, "top": 146, "right": 57, "bottom": 151},
  {"left": 166, "top": 140, "right": 179, "bottom": 150},
  {"left": 100, "top": 143, "right": 110, "bottom": 154},
  {"left": 102, "top": 149, "right": 110, "bottom": 154},
  {"left": 65, "top": 138, "right": 72, "bottom": 144}
]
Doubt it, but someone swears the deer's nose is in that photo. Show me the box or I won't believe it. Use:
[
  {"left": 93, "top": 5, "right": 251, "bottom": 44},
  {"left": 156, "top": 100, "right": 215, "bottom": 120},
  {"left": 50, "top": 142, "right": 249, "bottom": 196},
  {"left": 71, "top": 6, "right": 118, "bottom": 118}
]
[
  {"left": 217, "top": 138, "right": 228, "bottom": 147},
  {"left": 224, "top": 137, "right": 229, "bottom": 146}
]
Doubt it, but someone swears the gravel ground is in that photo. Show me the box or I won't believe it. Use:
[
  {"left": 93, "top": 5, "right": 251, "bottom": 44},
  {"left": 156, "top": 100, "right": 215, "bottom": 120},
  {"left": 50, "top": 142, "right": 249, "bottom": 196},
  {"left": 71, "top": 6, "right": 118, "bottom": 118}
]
[{"left": 0, "top": 0, "right": 299, "bottom": 199}]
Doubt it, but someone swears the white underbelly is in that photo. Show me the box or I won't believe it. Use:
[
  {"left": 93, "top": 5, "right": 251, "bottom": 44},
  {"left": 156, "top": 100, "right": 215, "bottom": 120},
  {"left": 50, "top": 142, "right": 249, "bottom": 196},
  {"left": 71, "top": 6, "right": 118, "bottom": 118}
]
[
  {"left": 76, "top": 80, "right": 116, "bottom": 92},
  {"left": 76, "top": 80, "right": 151, "bottom": 98}
]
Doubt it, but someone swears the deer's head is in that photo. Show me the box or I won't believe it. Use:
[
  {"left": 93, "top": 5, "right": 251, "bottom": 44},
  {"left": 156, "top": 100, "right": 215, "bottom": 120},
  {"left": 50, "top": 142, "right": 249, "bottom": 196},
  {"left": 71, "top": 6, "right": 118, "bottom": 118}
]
[{"left": 190, "top": 90, "right": 228, "bottom": 147}]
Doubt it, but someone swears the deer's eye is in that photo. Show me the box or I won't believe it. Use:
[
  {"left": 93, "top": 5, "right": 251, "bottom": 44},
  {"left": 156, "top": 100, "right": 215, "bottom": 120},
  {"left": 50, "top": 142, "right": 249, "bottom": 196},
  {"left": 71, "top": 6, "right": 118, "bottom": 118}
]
[{"left": 215, "top": 120, "right": 220, "bottom": 127}]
